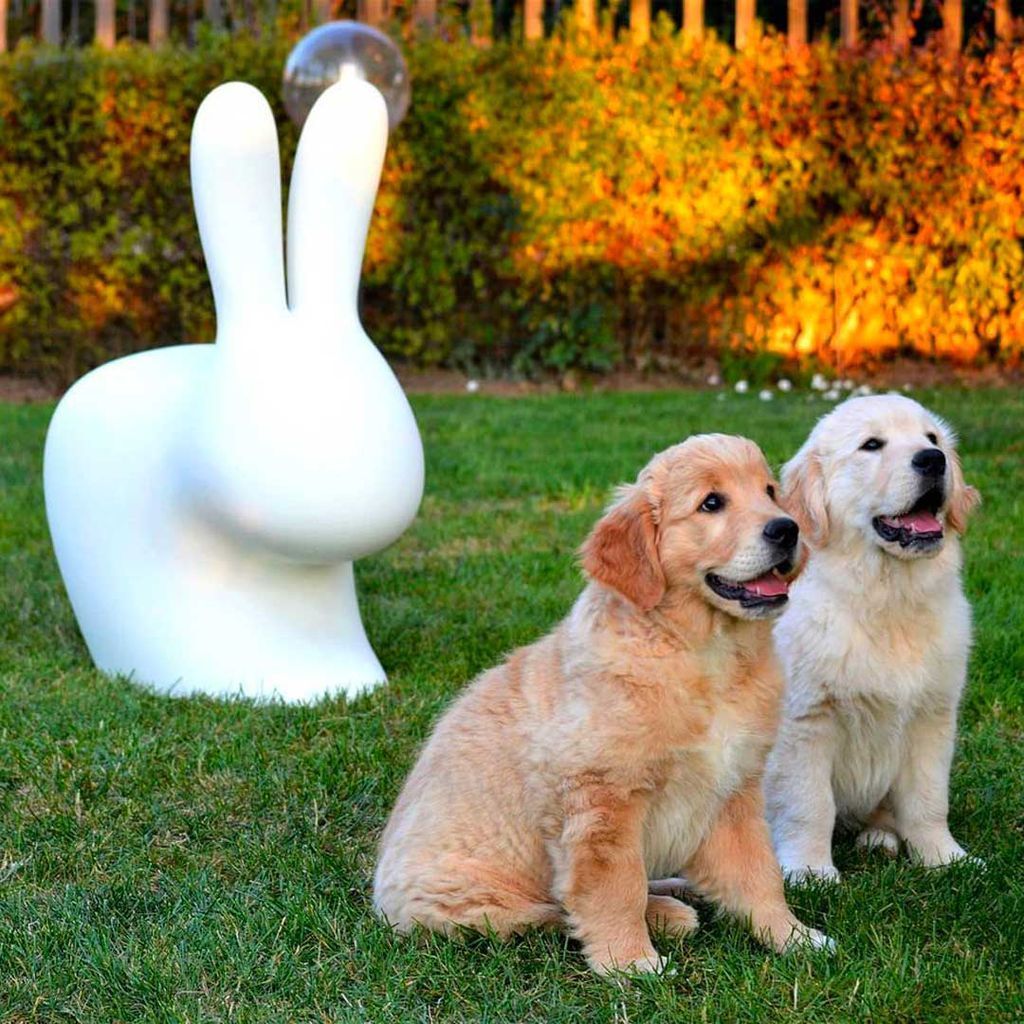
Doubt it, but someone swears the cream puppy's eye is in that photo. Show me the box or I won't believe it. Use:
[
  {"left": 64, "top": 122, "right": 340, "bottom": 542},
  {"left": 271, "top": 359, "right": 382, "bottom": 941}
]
[
  {"left": 767, "top": 484, "right": 776, "bottom": 500},
  {"left": 700, "top": 493, "right": 726, "bottom": 513},
  {"left": 926, "top": 432, "right": 939, "bottom": 445},
  {"left": 860, "top": 437, "right": 885, "bottom": 451}
]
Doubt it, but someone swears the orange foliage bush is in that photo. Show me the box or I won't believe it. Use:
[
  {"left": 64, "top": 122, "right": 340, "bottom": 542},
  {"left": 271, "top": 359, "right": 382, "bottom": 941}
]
[
  {"left": 1, "top": 33, "right": 1022, "bottom": 382},
  {"left": 704, "top": 44, "right": 1024, "bottom": 366}
]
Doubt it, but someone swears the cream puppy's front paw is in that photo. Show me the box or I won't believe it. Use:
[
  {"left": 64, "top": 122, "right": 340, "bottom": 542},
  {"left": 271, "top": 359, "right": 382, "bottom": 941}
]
[
  {"left": 782, "top": 863, "right": 841, "bottom": 885},
  {"left": 856, "top": 827, "right": 901, "bottom": 857},
  {"left": 759, "top": 914, "right": 837, "bottom": 955},
  {"left": 786, "top": 926, "right": 837, "bottom": 955},
  {"left": 904, "top": 831, "right": 975, "bottom": 868}
]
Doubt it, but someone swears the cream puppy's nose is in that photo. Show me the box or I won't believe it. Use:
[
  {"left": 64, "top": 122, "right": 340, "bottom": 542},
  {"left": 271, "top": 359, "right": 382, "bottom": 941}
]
[{"left": 912, "top": 448, "right": 946, "bottom": 478}]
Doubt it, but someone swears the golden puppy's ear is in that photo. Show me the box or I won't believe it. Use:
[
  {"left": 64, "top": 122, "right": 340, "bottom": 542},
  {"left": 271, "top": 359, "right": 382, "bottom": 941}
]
[
  {"left": 580, "top": 484, "right": 665, "bottom": 611},
  {"left": 947, "top": 449, "right": 981, "bottom": 535},
  {"left": 781, "top": 446, "right": 829, "bottom": 546}
]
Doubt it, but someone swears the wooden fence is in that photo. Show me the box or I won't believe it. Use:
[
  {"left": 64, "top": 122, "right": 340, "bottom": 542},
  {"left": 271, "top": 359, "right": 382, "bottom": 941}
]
[{"left": 0, "top": 0, "right": 1018, "bottom": 61}]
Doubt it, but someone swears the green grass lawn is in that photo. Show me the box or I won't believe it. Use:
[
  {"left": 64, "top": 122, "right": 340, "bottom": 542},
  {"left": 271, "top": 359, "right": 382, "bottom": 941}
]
[{"left": 1, "top": 387, "right": 1022, "bottom": 1023}]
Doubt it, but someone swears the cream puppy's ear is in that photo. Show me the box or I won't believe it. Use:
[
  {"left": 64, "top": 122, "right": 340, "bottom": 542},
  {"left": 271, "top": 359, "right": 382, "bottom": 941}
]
[
  {"left": 580, "top": 484, "right": 665, "bottom": 611},
  {"left": 781, "top": 444, "right": 829, "bottom": 546},
  {"left": 947, "top": 448, "right": 981, "bottom": 535}
]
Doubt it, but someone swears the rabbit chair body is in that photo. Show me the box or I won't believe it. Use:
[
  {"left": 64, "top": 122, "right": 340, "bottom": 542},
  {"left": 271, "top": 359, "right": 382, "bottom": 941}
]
[{"left": 44, "top": 80, "right": 424, "bottom": 701}]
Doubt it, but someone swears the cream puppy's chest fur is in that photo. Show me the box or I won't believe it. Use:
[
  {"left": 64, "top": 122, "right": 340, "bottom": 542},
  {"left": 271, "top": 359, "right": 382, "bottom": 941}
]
[{"left": 776, "top": 551, "right": 970, "bottom": 820}]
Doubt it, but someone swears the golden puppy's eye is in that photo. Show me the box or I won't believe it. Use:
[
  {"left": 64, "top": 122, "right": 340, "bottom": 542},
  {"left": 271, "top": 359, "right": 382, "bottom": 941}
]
[
  {"left": 767, "top": 484, "right": 776, "bottom": 500},
  {"left": 699, "top": 493, "right": 726, "bottom": 513},
  {"left": 860, "top": 437, "right": 885, "bottom": 452},
  {"left": 926, "top": 432, "right": 939, "bottom": 445}
]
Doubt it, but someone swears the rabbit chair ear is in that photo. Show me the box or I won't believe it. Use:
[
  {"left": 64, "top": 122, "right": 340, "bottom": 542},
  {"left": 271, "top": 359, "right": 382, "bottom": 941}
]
[
  {"left": 191, "top": 82, "right": 288, "bottom": 339},
  {"left": 286, "top": 79, "right": 388, "bottom": 325}
]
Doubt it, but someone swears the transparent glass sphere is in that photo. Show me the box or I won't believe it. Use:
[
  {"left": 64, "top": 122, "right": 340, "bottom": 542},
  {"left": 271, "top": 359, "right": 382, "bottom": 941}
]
[{"left": 282, "top": 21, "right": 411, "bottom": 131}]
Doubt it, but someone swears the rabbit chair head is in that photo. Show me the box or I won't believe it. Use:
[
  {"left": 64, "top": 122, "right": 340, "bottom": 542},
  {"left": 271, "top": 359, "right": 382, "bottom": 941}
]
[
  {"left": 43, "top": 80, "right": 423, "bottom": 701},
  {"left": 186, "top": 80, "right": 423, "bottom": 563}
]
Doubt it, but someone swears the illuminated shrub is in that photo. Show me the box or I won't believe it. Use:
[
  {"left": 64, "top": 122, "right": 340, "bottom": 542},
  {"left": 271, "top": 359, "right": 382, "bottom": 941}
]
[{"left": 1, "top": 33, "right": 1021, "bottom": 382}]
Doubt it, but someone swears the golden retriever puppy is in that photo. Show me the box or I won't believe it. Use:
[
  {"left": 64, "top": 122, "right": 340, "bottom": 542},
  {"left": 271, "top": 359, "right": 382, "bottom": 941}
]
[
  {"left": 374, "top": 435, "right": 832, "bottom": 976},
  {"left": 765, "top": 395, "right": 981, "bottom": 882}
]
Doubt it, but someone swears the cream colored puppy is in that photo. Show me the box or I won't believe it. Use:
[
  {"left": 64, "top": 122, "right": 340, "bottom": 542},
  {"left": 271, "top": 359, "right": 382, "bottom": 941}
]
[
  {"left": 765, "top": 395, "right": 980, "bottom": 882},
  {"left": 375, "top": 436, "right": 832, "bottom": 976}
]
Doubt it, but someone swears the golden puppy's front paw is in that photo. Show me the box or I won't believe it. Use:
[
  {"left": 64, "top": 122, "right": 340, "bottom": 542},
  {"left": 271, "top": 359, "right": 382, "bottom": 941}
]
[
  {"left": 588, "top": 941, "right": 670, "bottom": 978},
  {"left": 647, "top": 875, "right": 694, "bottom": 897}
]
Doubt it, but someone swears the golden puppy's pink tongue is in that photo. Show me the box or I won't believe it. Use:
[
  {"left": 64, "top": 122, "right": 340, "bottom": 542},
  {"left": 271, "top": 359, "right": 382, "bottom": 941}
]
[
  {"left": 883, "top": 511, "right": 942, "bottom": 533},
  {"left": 745, "top": 573, "right": 789, "bottom": 597}
]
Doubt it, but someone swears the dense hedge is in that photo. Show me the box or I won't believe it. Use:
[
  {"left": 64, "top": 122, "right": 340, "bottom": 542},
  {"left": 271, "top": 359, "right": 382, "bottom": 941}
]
[{"left": 1, "top": 32, "right": 1022, "bottom": 382}]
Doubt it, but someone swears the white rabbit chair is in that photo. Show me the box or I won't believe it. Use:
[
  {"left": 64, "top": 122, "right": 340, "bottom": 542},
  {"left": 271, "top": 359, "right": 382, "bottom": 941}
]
[{"left": 43, "top": 79, "right": 424, "bottom": 701}]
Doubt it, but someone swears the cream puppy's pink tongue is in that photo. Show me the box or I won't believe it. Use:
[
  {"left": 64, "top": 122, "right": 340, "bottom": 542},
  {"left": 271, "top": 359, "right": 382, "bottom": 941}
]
[
  {"left": 882, "top": 510, "right": 942, "bottom": 533},
  {"left": 745, "top": 573, "right": 789, "bottom": 597}
]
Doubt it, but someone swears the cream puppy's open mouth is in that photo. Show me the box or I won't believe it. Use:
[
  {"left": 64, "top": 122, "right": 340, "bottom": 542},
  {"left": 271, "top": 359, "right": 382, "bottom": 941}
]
[
  {"left": 872, "top": 485, "right": 945, "bottom": 549},
  {"left": 705, "top": 558, "right": 794, "bottom": 610}
]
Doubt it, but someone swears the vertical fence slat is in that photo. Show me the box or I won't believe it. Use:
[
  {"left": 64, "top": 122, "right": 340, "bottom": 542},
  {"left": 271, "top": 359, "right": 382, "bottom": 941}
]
[
  {"left": 840, "top": 0, "right": 857, "bottom": 48},
  {"left": 357, "top": 0, "right": 384, "bottom": 27},
  {"left": 149, "top": 0, "right": 169, "bottom": 44},
  {"left": 412, "top": 0, "right": 436, "bottom": 32},
  {"left": 40, "top": 0, "right": 61, "bottom": 43},
  {"left": 735, "top": 0, "right": 754, "bottom": 49},
  {"left": 788, "top": 0, "right": 806, "bottom": 46},
  {"left": 96, "top": 0, "right": 115, "bottom": 46},
  {"left": 892, "top": 0, "right": 910, "bottom": 50},
  {"left": 683, "top": 0, "right": 702, "bottom": 38},
  {"left": 993, "top": 0, "right": 1011, "bottom": 43},
  {"left": 575, "top": 0, "right": 595, "bottom": 33},
  {"left": 943, "top": 0, "right": 961, "bottom": 53},
  {"left": 204, "top": 0, "right": 225, "bottom": 29},
  {"left": 524, "top": 0, "right": 543, "bottom": 39},
  {"left": 630, "top": 0, "right": 649, "bottom": 43}
]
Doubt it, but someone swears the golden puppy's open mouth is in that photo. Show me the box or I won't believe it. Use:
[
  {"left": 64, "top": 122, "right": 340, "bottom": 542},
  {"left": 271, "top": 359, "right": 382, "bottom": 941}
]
[
  {"left": 872, "top": 486, "right": 945, "bottom": 548},
  {"left": 705, "top": 559, "right": 793, "bottom": 609}
]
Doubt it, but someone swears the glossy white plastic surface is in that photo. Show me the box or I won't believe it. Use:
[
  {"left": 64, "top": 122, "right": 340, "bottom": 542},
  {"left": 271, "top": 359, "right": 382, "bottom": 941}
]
[{"left": 43, "top": 79, "right": 424, "bottom": 701}]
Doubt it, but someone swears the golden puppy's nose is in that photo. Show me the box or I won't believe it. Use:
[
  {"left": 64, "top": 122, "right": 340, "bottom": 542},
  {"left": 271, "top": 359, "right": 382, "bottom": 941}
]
[{"left": 763, "top": 517, "right": 799, "bottom": 550}]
